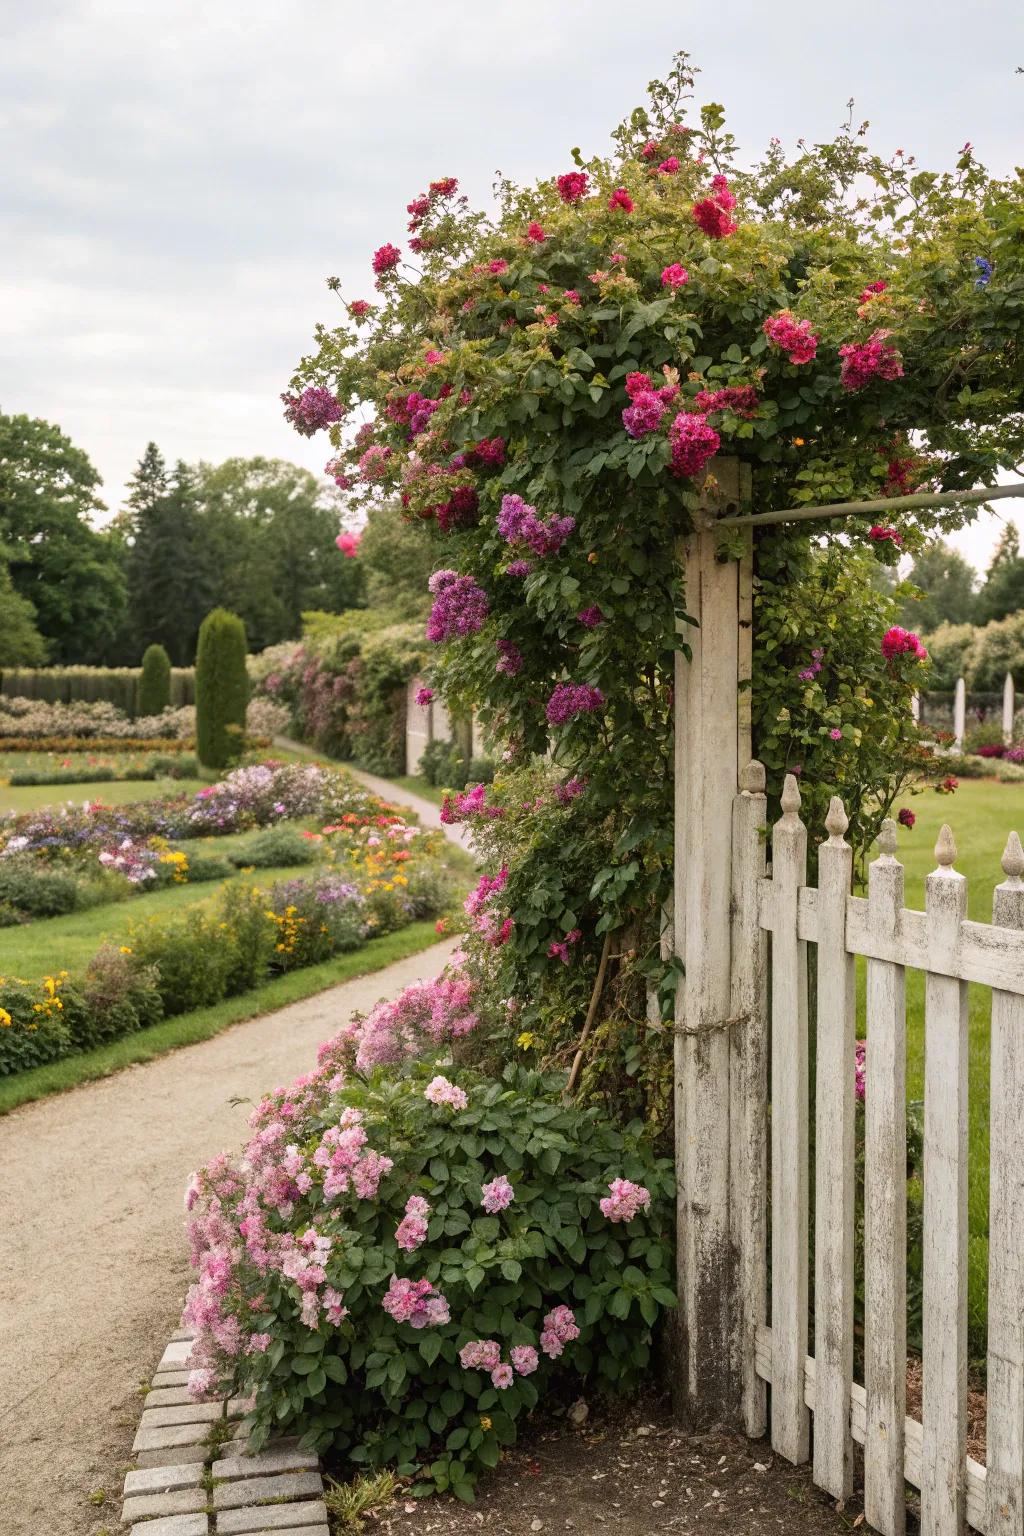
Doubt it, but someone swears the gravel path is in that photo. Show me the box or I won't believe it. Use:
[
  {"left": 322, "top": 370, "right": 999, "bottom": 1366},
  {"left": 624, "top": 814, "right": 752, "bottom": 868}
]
[{"left": 0, "top": 936, "right": 458, "bottom": 1536}]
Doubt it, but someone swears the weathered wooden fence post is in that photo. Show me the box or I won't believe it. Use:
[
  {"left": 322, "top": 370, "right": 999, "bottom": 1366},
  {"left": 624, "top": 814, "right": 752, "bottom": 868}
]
[
  {"left": 674, "top": 456, "right": 752, "bottom": 1426},
  {"left": 1003, "top": 672, "right": 1016, "bottom": 748},
  {"left": 953, "top": 677, "right": 966, "bottom": 755}
]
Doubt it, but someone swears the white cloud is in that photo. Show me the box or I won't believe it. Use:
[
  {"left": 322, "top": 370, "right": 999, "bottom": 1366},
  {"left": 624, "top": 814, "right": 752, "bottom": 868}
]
[{"left": 2, "top": 0, "right": 1022, "bottom": 566}]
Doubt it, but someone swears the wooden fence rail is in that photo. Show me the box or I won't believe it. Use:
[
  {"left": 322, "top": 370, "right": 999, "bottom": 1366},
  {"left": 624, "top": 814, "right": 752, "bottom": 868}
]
[{"left": 736, "top": 764, "right": 1024, "bottom": 1536}]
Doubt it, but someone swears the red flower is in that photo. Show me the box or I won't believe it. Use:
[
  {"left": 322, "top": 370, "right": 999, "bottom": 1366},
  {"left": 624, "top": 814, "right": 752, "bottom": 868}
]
[
  {"left": 881, "top": 626, "right": 927, "bottom": 661},
  {"left": 657, "top": 156, "right": 680, "bottom": 174},
  {"left": 608, "top": 187, "right": 634, "bottom": 213},
  {"left": 371, "top": 243, "right": 401, "bottom": 276},
  {"left": 429, "top": 177, "right": 458, "bottom": 198},
  {"left": 897, "top": 807, "right": 916, "bottom": 828},
  {"left": 525, "top": 221, "right": 546, "bottom": 242},
  {"left": 556, "top": 171, "right": 589, "bottom": 204},
  {"left": 869, "top": 525, "right": 903, "bottom": 546}
]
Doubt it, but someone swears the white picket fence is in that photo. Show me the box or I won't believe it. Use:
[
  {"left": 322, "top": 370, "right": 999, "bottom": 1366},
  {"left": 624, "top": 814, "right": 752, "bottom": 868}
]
[{"left": 732, "top": 763, "right": 1024, "bottom": 1536}]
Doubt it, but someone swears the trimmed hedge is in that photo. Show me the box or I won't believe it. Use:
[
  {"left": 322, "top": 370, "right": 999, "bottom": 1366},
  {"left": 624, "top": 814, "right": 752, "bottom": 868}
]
[
  {"left": 196, "top": 610, "right": 249, "bottom": 770},
  {"left": 0, "top": 665, "right": 195, "bottom": 715},
  {"left": 139, "top": 645, "right": 172, "bottom": 716}
]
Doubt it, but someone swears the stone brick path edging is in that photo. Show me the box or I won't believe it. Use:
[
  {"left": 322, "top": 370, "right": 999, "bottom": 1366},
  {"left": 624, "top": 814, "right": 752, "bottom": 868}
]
[{"left": 121, "top": 1326, "right": 329, "bottom": 1536}]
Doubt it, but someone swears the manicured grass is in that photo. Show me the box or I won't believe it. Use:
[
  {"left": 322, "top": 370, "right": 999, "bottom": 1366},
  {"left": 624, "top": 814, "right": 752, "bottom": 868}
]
[
  {"left": 0, "top": 862, "right": 307, "bottom": 975},
  {"left": 387, "top": 774, "right": 447, "bottom": 807},
  {"left": 0, "top": 922, "right": 447, "bottom": 1116},
  {"left": 862, "top": 774, "right": 1024, "bottom": 1352},
  {"left": 0, "top": 776, "right": 206, "bottom": 814}
]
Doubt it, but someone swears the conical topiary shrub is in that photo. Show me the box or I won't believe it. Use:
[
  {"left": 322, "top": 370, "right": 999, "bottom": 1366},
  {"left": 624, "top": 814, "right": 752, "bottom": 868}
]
[
  {"left": 195, "top": 609, "right": 248, "bottom": 770},
  {"left": 138, "top": 643, "right": 171, "bottom": 717}
]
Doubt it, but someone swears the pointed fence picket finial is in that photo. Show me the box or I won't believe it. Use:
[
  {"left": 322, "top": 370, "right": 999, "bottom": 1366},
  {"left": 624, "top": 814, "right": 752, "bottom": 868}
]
[
  {"left": 1001, "top": 830, "right": 1024, "bottom": 882},
  {"left": 877, "top": 817, "right": 898, "bottom": 858},
  {"left": 739, "top": 759, "right": 766, "bottom": 794},
  {"left": 935, "top": 823, "right": 958, "bottom": 869},
  {"left": 780, "top": 773, "right": 801, "bottom": 820},
  {"left": 825, "top": 795, "right": 849, "bottom": 844}
]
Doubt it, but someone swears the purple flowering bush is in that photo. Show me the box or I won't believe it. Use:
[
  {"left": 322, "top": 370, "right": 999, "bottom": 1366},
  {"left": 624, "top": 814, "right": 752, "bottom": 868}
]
[{"left": 184, "top": 1017, "right": 674, "bottom": 1500}]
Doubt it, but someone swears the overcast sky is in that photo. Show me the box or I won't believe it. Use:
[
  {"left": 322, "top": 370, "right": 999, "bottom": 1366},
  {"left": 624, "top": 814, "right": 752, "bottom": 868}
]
[{"left": 2, "top": 0, "right": 1022, "bottom": 572}]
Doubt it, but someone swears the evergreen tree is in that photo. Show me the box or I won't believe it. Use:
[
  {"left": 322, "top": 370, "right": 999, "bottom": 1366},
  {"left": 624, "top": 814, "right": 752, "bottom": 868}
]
[
  {"left": 976, "top": 525, "right": 1024, "bottom": 624},
  {"left": 138, "top": 643, "right": 171, "bottom": 716},
  {"left": 195, "top": 609, "right": 249, "bottom": 768},
  {"left": 125, "top": 447, "right": 209, "bottom": 663}
]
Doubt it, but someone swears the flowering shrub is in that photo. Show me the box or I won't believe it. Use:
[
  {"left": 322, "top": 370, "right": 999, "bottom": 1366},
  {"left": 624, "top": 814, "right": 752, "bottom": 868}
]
[
  {"left": 0, "top": 972, "right": 78, "bottom": 1074},
  {"left": 184, "top": 1033, "right": 674, "bottom": 1498},
  {"left": 251, "top": 621, "right": 426, "bottom": 773},
  {"left": 263, "top": 874, "right": 366, "bottom": 970},
  {"left": 0, "top": 697, "right": 195, "bottom": 741}
]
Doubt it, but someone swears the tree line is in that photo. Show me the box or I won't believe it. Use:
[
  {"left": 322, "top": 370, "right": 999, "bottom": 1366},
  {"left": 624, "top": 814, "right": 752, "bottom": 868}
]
[
  {"left": 0, "top": 412, "right": 367, "bottom": 667},
  {"left": 899, "top": 525, "right": 1024, "bottom": 633}
]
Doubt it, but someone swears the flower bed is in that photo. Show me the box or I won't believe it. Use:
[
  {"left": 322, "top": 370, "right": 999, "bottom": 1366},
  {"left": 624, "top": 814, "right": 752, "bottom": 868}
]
[
  {"left": 6, "top": 752, "right": 200, "bottom": 786},
  {"left": 183, "top": 969, "right": 674, "bottom": 1500},
  {"left": 0, "top": 820, "right": 453, "bottom": 1076},
  {"left": 0, "top": 694, "right": 289, "bottom": 745}
]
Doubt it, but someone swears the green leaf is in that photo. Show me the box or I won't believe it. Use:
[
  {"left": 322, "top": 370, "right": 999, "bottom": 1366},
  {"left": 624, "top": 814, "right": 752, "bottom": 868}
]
[
  {"left": 500, "top": 1259, "right": 522, "bottom": 1282},
  {"left": 419, "top": 1333, "right": 443, "bottom": 1366}
]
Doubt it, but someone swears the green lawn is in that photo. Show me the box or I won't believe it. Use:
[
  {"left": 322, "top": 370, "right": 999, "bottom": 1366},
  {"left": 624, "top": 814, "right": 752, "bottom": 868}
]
[
  {"left": 0, "top": 775, "right": 206, "bottom": 814},
  {"left": 0, "top": 921, "right": 447, "bottom": 1116},
  {"left": 864, "top": 775, "right": 1024, "bottom": 1354}
]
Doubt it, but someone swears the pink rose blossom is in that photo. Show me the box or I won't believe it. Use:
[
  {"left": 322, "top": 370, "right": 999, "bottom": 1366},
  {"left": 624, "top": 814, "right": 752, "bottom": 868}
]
[
  {"left": 480, "top": 1174, "right": 514, "bottom": 1213},
  {"left": 599, "top": 1177, "right": 652, "bottom": 1224}
]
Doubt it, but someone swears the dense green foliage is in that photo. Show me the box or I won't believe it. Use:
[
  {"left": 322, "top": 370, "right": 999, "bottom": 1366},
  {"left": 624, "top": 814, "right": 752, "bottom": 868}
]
[
  {"left": 138, "top": 644, "right": 172, "bottom": 716},
  {"left": 195, "top": 609, "right": 249, "bottom": 769},
  {"left": 252, "top": 617, "right": 427, "bottom": 774},
  {"left": 0, "top": 413, "right": 127, "bottom": 663}
]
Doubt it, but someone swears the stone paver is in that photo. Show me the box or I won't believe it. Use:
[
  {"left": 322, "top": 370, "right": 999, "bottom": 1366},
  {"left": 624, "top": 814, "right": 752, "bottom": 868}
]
[
  {"left": 123, "top": 1462, "right": 206, "bottom": 1496},
  {"left": 159, "top": 1340, "right": 194, "bottom": 1369},
  {"left": 213, "top": 1470, "right": 324, "bottom": 1509},
  {"left": 146, "top": 1385, "right": 196, "bottom": 1408},
  {"left": 121, "top": 1485, "right": 208, "bottom": 1523},
  {"left": 128, "top": 1515, "right": 208, "bottom": 1536},
  {"left": 151, "top": 1376, "right": 191, "bottom": 1400},
  {"left": 133, "top": 1420, "right": 211, "bottom": 1453},
  {"left": 215, "top": 1503, "right": 329, "bottom": 1535},
  {"left": 140, "top": 1400, "right": 225, "bottom": 1428},
  {"left": 212, "top": 1448, "right": 318, "bottom": 1481},
  {"left": 135, "top": 1444, "right": 211, "bottom": 1469}
]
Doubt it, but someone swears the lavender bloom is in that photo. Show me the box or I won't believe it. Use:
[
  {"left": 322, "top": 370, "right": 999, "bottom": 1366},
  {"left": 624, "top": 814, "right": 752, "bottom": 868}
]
[
  {"left": 426, "top": 573, "right": 490, "bottom": 643},
  {"left": 281, "top": 387, "right": 343, "bottom": 437},
  {"left": 546, "top": 683, "right": 604, "bottom": 725},
  {"left": 497, "top": 494, "right": 574, "bottom": 557}
]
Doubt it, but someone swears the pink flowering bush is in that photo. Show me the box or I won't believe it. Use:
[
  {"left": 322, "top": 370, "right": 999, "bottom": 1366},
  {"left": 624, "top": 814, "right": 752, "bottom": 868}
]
[{"left": 183, "top": 1029, "right": 674, "bottom": 1500}]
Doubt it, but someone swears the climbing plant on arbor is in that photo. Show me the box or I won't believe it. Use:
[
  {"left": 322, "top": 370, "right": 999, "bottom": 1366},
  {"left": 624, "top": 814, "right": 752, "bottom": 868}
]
[{"left": 285, "top": 54, "right": 1024, "bottom": 1088}]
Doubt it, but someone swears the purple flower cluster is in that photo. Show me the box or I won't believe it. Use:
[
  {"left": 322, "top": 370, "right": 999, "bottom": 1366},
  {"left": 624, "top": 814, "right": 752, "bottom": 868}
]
[
  {"left": 797, "top": 647, "right": 825, "bottom": 683},
  {"left": 497, "top": 494, "right": 575, "bottom": 557},
  {"left": 577, "top": 605, "right": 604, "bottom": 629},
  {"left": 622, "top": 391, "right": 667, "bottom": 439},
  {"left": 496, "top": 639, "right": 523, "bottom": 677},
  {"left": 545, "top": 683, "right": 604, "bottom": 726},
  {"left": 281, "top": 387, "right": 343, "bottom": 437},
  {"left": 426, "top": 571, "right": 490, "bottom": 643},
  {"left": 552, "top": 776, "right": 587, "bottom": 804}
]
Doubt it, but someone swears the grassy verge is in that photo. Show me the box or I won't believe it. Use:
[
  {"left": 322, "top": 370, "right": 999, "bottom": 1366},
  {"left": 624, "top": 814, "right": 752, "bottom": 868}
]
[
  {"left": 0, "top": 921, "right": 447, "bottom": 1116},
  {"left": 386, "top": 774, "right": 447, "bottom": 808}
]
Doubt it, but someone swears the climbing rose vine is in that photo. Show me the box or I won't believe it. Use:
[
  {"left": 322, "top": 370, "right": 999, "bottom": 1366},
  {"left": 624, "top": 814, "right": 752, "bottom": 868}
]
[{"left": 285, "top": 52, "right": 1023, "bottom": 1046}]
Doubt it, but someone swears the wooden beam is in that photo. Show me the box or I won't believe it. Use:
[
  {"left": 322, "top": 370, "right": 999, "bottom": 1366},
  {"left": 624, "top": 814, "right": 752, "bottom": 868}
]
[{"left": 716, "top": 481, "right": 1024, "bottom": 530}]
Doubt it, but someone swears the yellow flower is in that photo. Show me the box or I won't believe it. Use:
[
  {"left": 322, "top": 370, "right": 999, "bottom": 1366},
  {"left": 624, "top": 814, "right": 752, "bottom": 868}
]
[
  {"left": 479, "top": 1416, "right": 492, "bottom": 1430},
  {"left": 0, "top": 1008, "right": 11, "bottom": 1028},
  {"left": 119, "top": 946, "right": 133, "bottom": 955},
  {"left": 517, "top": 1031, "right": 536, "bottom": 1049}
]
